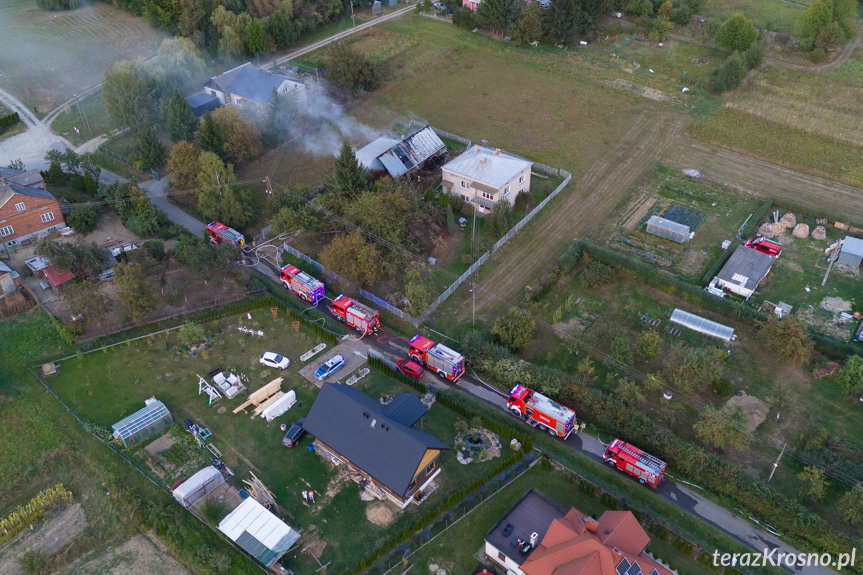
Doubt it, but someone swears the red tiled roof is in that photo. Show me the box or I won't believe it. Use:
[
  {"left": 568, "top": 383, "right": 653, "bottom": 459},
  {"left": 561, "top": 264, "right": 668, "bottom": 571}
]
[
  {"left": 597, "top": 511, "right": 650, "bottom": 556},
  {"left": 43, "top": 266, "right": 74, "bottom": 287}
]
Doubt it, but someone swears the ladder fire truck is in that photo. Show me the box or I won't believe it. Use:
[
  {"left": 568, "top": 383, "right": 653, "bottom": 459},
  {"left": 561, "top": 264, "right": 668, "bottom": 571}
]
[
  {"left": 408, "top": 335, "right": 465, "bottom": 382},
  {"left": 331, "top": 294, "right": 380, "bottom": 335},
  {"left": 279, "top": 265, "right": 325, "bottom": 303},
  {"left": 507, "top": 384, "right": 577, "bottom": 439},
  {"left": 207, "top": 222, "right": 245, "bottom": 247},
  {"left": 603, "top": 438, "right": 667, "bottom": 486}
]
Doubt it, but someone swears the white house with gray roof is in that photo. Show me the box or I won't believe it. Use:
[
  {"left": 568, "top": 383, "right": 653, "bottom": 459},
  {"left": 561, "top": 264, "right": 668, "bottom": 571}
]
[
  {"left": 441, "top": 146, "right": 532, "bottom": 213},
  {"left": 204, "top": 63, "right": 306, "bottom": 112}
]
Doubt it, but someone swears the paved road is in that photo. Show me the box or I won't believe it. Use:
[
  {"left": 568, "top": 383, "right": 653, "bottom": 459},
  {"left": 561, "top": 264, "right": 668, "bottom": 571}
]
[
  {"left": 0, "top": 85, "right": 70, "bottom": 169},
  {"left": 137, "top": 177, "right": 206, "bottom": 238}
]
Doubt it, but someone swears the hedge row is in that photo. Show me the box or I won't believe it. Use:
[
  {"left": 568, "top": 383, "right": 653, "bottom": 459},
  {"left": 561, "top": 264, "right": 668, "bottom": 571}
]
[
  {"left": 700, "top": 243, "right": 738, "bottom": 286},
  {"left": 0, "top": 112, "right": 20, "bottom": 134},
  {"left": 740, "top": 198, "right": 773, "bottom": 239}
]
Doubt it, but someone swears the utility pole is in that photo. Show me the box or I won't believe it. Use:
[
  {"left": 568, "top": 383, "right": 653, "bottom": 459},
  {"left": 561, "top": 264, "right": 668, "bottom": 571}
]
[
  {"left": 767, "top": 443, "right": 787, "bottom": 485},
  {"left": 73, "top": 93, "right": 92, "bottom": 137},
  {"left": 471, "top": 204, "right": 477, "bottom": 326},
  {"left": 351, "top": 1, "right": 356, "bottom": 27},
  {"left": 263, "top": 176, "right": 273, "bottom": 197}
]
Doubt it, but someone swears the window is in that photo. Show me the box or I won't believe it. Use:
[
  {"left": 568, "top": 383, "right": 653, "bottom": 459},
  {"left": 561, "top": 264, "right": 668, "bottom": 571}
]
[
  {"left": 40, "top": 212, "right": 55, "bottom": 223},
  {"left": 498, "top": 551, "right": 506, "bottom": 562},
  {"left": 519, "top": 174, "right": 525, "bottom": 184},
  {"left": 462, "top": 195, "right": 469, "bottom": 202},
  {"left": 482, "top": 192, "right": 494, "bottom": 200},
  {"left": 234, "top": 97, "right": 242, "bottom": 105},
  {"left": 14, "top": 202, "right": 25, "bottom": 212},
  {"left": 503, "top": 186, "right": 509, "bottom": 196},
  {"left": 460, "top": 180, "right": 468, "bottom": 190},
  {"left": 425, "top": 461, "right": 435, "bottom": 474},
  {"left": 0, "top": 225, "right": 13, "bottom": 237}
]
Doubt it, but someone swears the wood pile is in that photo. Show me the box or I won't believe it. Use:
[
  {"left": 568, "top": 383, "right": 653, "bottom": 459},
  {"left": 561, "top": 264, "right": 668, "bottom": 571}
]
[
  {"left": 812, "top": 226, "right": 828, "bottom": 240},
  {"left": 773, "top": 221, "right": 787, "bottom": 235},
  {"left": 780, "top": 213, "right": 797, "bottom": 228},
  {"left": 758, "top": 223, "right": 775, "bottom": 238},
  {"left": 792, "top": 224, "right": 810, "bottom": 238}
]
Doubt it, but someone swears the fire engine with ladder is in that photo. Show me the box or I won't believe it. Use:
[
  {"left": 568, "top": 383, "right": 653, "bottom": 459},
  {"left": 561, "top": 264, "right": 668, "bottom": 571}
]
[
  {"left": 207, "top": 222, "right": 245, "bottom": 247},
  {"left": 507, "top": 384, "right": 577, "bottom": 439},
  {"left": 603, "top": 438, "right": 667, "bottom": 486},
  {"left": 408, "top": 335, "right": 465, "bottom": 382},
  {"left": 331, "top": 294, "right": 380, "bottom": 335},
  {"left": 279, "top": 265, "right": 325, "bottom": 303}
]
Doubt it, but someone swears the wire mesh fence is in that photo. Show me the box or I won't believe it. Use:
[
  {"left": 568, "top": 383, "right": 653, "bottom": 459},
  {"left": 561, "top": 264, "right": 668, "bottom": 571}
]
[{"left": 97, "top": 146, "right": 159, "bottom": 178}]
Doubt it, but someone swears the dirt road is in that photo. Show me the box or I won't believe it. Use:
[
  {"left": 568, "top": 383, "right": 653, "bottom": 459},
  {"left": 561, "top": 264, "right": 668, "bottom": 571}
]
[
  {"left": 470, "top": 110, "right": 685, "bottom": 313},
  {"left": 661, "top": 137, "right": 863, "bottom": 224},
  {"left": 0, "top": 85, "right": 70, "bottom": 167}
]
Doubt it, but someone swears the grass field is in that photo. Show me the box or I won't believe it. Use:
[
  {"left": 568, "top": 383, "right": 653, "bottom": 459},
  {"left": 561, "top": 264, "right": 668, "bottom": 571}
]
[
  {"left": 50, "top": 90, "right": 112, "bottom": 145},
  {"left": 694, "top": 0, "right": 808, "bottom": 33},
  {"left": 0, "top": 0, "right": 165, "bottom": 113}
]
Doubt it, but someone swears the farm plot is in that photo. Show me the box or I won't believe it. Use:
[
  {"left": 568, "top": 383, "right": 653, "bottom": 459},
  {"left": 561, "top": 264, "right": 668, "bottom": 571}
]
[{"left": 0, "top": 0, "right": 165, "bottom": 113}]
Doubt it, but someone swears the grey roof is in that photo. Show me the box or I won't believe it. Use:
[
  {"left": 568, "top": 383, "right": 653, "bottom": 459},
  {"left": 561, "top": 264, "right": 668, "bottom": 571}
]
[
  {"left": 0, "top": 261, "right": 12, "bottom": 274},
  {"left": 383, "top": 393, "right": 429, "bottom": 426},
  {"left": 355, "top": 126, "right": 445, "bottom": 177},
  {"left": 0, "top": 181, "right": 56, "bottom": 210},
  {"left": 205, "top": 63, "right": 247, "bottom": 94},
  {"left": 442, "top": 146, "right": 532, "bottom": 190},
  {"left": 212, "top": 63, "right": 302, "bottom": 105},
  {"left": 485, "top": 489, "right": 567, "bottom": 566},
  {"left": 303, "top": 383, "right": 449, "bottom": 497},
  {"left": 0, "top": 167, "right": 43, "bottom": 188},
  {"left": 715, "top": 245, "right": 775, "bottom": 292},
  {"left": 838, "top": 236, "right": 863, "bottom": 267},
  {"left": 356, "top": 137, "right": 400, "bottom": 171},
  {"left": 186, "top": 92, "right": 220, "bottom": 108}
]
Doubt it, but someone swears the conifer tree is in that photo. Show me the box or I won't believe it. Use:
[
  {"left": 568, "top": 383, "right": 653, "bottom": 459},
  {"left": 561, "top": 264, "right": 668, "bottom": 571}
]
[{"left": 167, "top": 90, "right": 199, "bottom": 143}]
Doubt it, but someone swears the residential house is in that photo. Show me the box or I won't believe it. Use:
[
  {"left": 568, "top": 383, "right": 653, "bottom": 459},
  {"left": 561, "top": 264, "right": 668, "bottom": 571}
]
[
  {"left": 0, "top": 182, "right": 65, "bottom": 250},
  {"left": 462, "top": 0, "right": 481, "bottom": 11},
  {"left": 302, "top": 383, "right": 450, "bottom": 508},
  {"left": 485, "top": 488, "right": 673, "bottom": 575},
  {"left": 204, "top": 63, "right": 306, "bottom": 112},
  {"left": 713, "top": 244, "right": 776, "bottom": 300},
  {"left": 441, "top": 146, "right": 532, "bottom": 214},
  {"left": 0, "top": 166, "right": 46, "bottom": 189},
  {"left": 355, "top": 125, "right": 446, "bottom": 178},
  {"left": 0, "top": 261, "right": 22, "bottom": 299}
]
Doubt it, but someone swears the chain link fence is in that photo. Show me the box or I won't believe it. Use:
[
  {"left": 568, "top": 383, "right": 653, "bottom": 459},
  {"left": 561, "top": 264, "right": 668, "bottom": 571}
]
[{"left": 97, "top": 145, "right": 159, "bottom": 179}]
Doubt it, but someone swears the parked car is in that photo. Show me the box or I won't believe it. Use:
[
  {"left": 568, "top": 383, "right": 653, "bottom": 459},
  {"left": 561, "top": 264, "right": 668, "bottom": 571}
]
[
  {"left": 433, "top": 2, "right": 444, "bottom": 8},
  {"left": 396, "top": 359, "right": 424, "bottom": 379},
  {"left": 260, "top": 351, "right": 290, "bottom": 369},
  {"left": 315, "top": 354, "right": 345, "bottom": 380},
  {"left": 282, "top": 418, "right": 306, "bottom": 447}
]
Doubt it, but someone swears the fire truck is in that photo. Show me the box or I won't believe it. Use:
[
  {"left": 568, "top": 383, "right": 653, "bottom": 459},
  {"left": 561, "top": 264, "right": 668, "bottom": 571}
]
[
  {"left": 331, "top": 294, "right": 380, "bottom": 335},
  {"left": 207, "top": 222, "right": 245, "bottom": 247},
  {"left": 408, "top": 335, "right": 465, "bottom": 382},
  {"left": 279, "top": 265, "right": 325, "bottom": 303},
  {"left": 745, "top": 236, "right": 782, "bottom": 257},
  {"left": 507, "top": 384, "right": 577, "bottom": 439},
  {"left": 603, "top": 439, "right": 667, "bottom": 486}
]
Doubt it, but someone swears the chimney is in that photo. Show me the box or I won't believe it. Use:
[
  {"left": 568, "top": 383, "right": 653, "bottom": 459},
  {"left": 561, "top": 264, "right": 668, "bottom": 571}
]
[
  {"left": 585, "top": 518, "right": 598, "bottom": 534},
  {"left": 530, "top": 532, "right": 539, "bottom": 548},
  {"left": 478, "top": 158, "right": 487, "bottom": 169},
  {"left": 494, "top": 148, "right": 501, "bottom": 155}
]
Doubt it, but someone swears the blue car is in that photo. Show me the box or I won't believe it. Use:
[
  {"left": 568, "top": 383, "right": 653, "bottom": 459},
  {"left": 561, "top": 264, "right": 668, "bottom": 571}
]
[{"left": 315, "top": 354, "right": 346, "bottom": 380}]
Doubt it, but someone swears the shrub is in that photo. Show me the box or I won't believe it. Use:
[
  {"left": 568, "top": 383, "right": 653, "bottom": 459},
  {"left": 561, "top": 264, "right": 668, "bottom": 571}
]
[
  {"left": 66, "top": 205, "right": 99, "bottom": 235},
  {"left": 742, "top": 43, "right": 764, "bottom": 69},
  {"left": 514, "top": 190, "right": 535, "bottom": 211},
  {"left": 805, "top": 428, "right": 828, "bottom": 452},
  {"left": 810, "top": 47, "right": 827, "bottom": 63},
  {"left": 452, "top": 7, "right": 476, "bottom": 28},
  {"left": 713, "top": 379, "right": 733, "bottom": 396},
  {"left": 714, "top": 53, "right": 747, "bottom": 92}
]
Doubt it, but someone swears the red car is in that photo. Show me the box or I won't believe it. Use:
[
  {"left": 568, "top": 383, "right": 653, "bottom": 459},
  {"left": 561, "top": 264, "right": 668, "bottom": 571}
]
[{"left": 397, "top": 359, "right": 424, "bottom": 379}]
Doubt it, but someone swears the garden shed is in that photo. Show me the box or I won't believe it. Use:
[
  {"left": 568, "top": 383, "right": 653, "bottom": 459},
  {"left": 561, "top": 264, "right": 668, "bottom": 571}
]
[
  {"left": 837, "top": 236, "right": 863, "bottom": 268},
  {"left": 218, "top": 497, "right": 300, "bottom": 568},
  {"left": 670, "top": 308, "right": 735, "bottom": 343},
  {"left": 645, "top": 215, "right": 690, "bottom": 244},
  {"left": 111, "top": 397, "right": 173, "bottom": 448},
  {"left": 172, "top": 466, "right": 225, "bottom": 508}
]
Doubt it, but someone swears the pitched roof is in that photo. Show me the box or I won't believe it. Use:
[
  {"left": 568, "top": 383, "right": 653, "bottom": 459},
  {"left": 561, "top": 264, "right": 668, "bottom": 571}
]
[
  {"left": 186, "top": 91, "right": 220, "bottom": 108},
  {"left": 43, "top": 266, "right": 74, "bottom": 287},
  {"left": 597, "top": 511, "right": 649, "bottom": 555},
  {"left": 715, "top": 244, "right": 775, "bottom": 292},
  {"left": 838, "top": 236, "right": 863, "bottom": 267},
  {"left": 356, "top": 137, "right": 400, "bottom": 171},
  {"left": 383, "top": 393, "right": 429, "bottom": 426},
  {"left": 218, "top": 497, "right": 300, "bottom": 568},
  {"left": 302, "top": 384, "right": 449, "bottom": 497},
  {"left": 0, "top": 181, "right": 57, "bottom": 211},
  {"left": 377, "top": 126, "right": 446, "bottom": 177},
  {"left": 208, "top": 63, "right": 303, "bottom": 105},
  {"left": 442, "top": 146, "right": 532, "bottom": 190},
  {"left": 0, "top": 167, "right": 44, "bottom": 188}
]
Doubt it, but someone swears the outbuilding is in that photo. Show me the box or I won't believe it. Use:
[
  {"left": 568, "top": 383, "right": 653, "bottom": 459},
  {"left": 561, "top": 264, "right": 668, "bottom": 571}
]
[
  {"left": 645, "top": 215, "right": 690, "bottom": 244},
  {"left": 714, "top": 244, "right": 775, "bottom": 300},
  {"left": 837, "top": 236, "right": 863, "bottom": 268},
  {"left": 185, "top": 92, "right": 222, "bottom": 117},
  {"left": 111, "top": 397, "right": 173, "bottom": 448},
  {"left": 218, "top": 497, "right": 301, "bottom": 568},
  {"left": 669, "top": 308, "right": 735, "bottom": 343}
]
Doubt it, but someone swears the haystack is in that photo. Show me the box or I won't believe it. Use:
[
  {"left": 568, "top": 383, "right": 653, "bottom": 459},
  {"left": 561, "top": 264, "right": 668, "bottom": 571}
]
[
  {"left": 812, "top": 226, "right": 827, "bottom": 240},
  {"left": 773, "top": 221, "right": 787, "bottom": 235},
  {"left": 792, "top": 223, "right": 809, "bottom": 238},
  {"left": 780, "top": 213, "right": 797, "bottom": 228},
  {"left": 758, "top": 223, "right": 775, "bottom": 238}
]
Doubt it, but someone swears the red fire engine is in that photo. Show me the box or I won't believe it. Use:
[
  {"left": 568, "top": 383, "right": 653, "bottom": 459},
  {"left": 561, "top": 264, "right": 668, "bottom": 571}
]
[
  {"left": 603, "top": 439, "right": 666, "bottom": 486},
  {"left": 331, "top": 294, "right": 380, "bottom": 335},
  {"left": 507, "top": 384, "right": 576, "bottom": 439},
  {"left": 207, "top": 222, "right": 245, "bottom": 247},
  {"left": 279, "top": 265, "right": 325, "bottom": 303},
  {"left": 745, "top": 236, "right": 782, "bottom": 257},
  {"left": 408, "top": 335, "right": 465, "bottom": 382}
]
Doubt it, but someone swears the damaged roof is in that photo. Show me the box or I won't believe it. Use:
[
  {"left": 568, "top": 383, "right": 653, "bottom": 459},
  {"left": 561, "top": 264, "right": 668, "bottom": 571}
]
[{"left": 357, "top": 126, "right": 445, "bottom": 177}]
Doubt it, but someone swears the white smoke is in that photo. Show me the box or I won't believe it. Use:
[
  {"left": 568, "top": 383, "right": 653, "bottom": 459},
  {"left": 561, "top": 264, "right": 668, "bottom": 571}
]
[{"left": 293, "top": 82, "right": 380, "bottom": 157}]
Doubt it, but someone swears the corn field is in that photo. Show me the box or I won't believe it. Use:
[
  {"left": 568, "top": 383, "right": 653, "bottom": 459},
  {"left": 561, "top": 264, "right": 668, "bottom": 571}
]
[{"left": 0, "top": 484, "right": 73, "bottom": 544}]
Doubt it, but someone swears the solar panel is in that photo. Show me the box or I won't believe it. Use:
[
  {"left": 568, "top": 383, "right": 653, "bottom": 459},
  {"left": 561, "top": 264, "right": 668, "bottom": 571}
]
[
  {"left": 626, "top": 560, "right": 642, "bottom": 575},
  {"left": 616, "top": 558, "right": 631, "bottom": 575}
]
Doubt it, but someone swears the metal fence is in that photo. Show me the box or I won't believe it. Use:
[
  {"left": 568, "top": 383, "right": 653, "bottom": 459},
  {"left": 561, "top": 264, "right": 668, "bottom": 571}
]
[
  {"left": 282, "top": 243, "right": 423, "bottom": 326},
  {"left": 97, "top": 146, "right": 159, "bottom": 179},
  {"left": 368, "top": 349, "right": 399, "bottom": 372}
]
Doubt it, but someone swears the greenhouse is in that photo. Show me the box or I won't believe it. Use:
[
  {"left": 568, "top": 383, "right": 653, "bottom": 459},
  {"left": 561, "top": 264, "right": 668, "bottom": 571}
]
[
  {"left": 669, "top": 308, "right": 735, "bottom": 343},
  {"left": 218, "top": 497, "right": 300, "bottom": 568},
  {"left": 646, "top": 215, "right": 691, "bottom": 244},
  {"left": 172, "top": 466, "right": 225, "bottom": 508},
  {"left": 112, "top": 397, "right": 173, "bottom": 448}
]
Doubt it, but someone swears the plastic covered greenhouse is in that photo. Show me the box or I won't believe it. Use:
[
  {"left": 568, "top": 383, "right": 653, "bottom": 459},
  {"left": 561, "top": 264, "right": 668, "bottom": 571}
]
[
  {"left": 669, "top": 308, "right": 735, "bottom": 343},
  {"left": 646, "top": 215, "right": 690, "bottom": 244},
  {"left": 112, "top": 397, "right": 173, "bottom": 448}
]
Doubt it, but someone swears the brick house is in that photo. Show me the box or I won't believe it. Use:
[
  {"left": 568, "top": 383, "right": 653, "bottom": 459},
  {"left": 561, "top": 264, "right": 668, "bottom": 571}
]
[
  {"left": 302, "top": 383, "right": 450, "bottom": 508},
  {"left": 0, "top": 182, "right": 65, "bottom": 250},
  {"left": 441, "top": 146, "right": 532, "bottom": 214},
  {"left": 462, "top": 0, "right": 481, "bottom": 11}
]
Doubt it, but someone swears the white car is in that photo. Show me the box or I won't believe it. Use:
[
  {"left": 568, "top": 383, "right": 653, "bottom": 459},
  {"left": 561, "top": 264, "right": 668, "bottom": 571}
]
[{"left": 259, "top": 352, "right": 290, "bottom": 369}]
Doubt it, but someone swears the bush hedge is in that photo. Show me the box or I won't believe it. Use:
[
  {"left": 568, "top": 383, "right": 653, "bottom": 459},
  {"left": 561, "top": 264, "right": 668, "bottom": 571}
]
[{"left": 0, "top": 112, "right": 20, "bottom": 134}]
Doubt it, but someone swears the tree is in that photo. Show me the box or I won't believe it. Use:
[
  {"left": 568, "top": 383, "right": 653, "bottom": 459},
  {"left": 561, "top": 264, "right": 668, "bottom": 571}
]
[
  {"left": 196, "top": 152, "right": 254, "bottom": 228},
  {"left": 167, "top": 141, "right": 202, "bottom": 192},
  {"left": 610, "top": 334, "right": 633, "bottom": 365},
  {"left": 172, "top": 233, "right": 235, "bottom": 272},
  {"left": 197, "top": 112, "right": 227, "bottom": 161},
  {"left": 102, "top": 59, "right": 169, "bottom": 131},
  {"left": 157, "top": 37, "right": 206, "bottom": 89},
  {"left": 663, "top": 344, "right": 724, "bottom": 392},
  {"left": 637, "top": 329, "right": 662, "bottom": 360},
  {"left": 615, "top": 377, "right": 645, "bottom": 407},
  {"left": 488, "top": 200, "right": 513, "bottom": 238},
  {"left": 177, "top": 321, "right": 206, "bottom": 346},
  {"left": 83, "top": 170, "right": 98, "bottom": 197},
  {"left": 64, "top": 279, "right": 111, "bottom": 326},
  {"left": 35, "top": 239, "right": 108, "bottom": 279},
  {"left": 212, "top": 106, "right": 262, "bottom": 164},
  {"left": 325, "top": 141, "right": 370, "bottom": 212},
  {"left": 491, "top": 308, "right": 537, "bottom": 352},
  {"left": 772, "top": 381, "right": 793, "bottom": 419},
  {"left": 6, "top": 158, "right": 25, "bottom": 170},
  {"left": 715, "top": 13, "right": 758, "bottom": 52},
  {"left": 319, "top": 230, "right": 381, "bottom": 286},
  {"left": 248, "top": 0, "right": 285, "bottom": 18},
  {"left": 325, "top": 42, "right": 381, "bottom": 96},
  {"left": 43, "top": 160, "right": 66, "bottom": 185},
  {"left": 816, "top": 20, "right": 845, "bottom": 50},
  {"left": 403, "top": 262, "right": 434, "bottom": 316},
  {"left": 833, "top": 355, "right": 863, "bottom": 396},
  {"left": 211, "top": 5, "right": 250, "bottom": 61},
  {"left": 477, "top": 0, "right": 513, "bottom": 35},
  {"left": 648, "top": 16, "right": 672, "bottom": 42},
  {"left": 758, "top": 315, "right": 812, "bottom": 367},
  {"left": 452, "top": 7, "right": 476, "bottom": 29},
  {"left": 544, "top": 0, "right": 593, "bottom": 41},
  {"left": 246, "top": 18, "right": 267, "bottom": 54},
  {"left": 797, "top": 466, "right": 828, "bottom": 502},
  {"left": 268, "top": 9, "right": 297, "bottom": 48},
  {"left": 840, "top": 485, "right": 863, "bottom": 524},
  {"left": 351, "top": 188, "right": 411, "bottom": 248},
  {"left": 693, "top": 407, "right": 751, "bottom": 450},
  {"left": 115, "top": 262, "right": 158, "bottom": 322},
  {"left": 79, "top": 152, "right": 101, "bottom": 183},
  {"left": 714, "top": 53, "right": 747, "bottom": 92},
  {"left": 795, "top": 0, "right": 834, "bottom": 40},
  {"left": 830, "top": 0, "right": 856, "bottom": 38},
  {"left": 167, "top": 90, "right": 199, "bottom": 143},
  {"left": 511, "top": 2, "right": 543, "bottom": 44},
  {"left": 62, "top": 148, "right": 81, "bottom": 175},
  {"left": 139, "top": 127, "right": 167, "bottom": 168},
  {"left": 66, "top": 206, "right": 99, "bottom": 235}
]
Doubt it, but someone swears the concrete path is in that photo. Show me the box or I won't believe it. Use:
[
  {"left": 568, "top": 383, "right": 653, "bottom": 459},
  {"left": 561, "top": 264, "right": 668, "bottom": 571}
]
[{"left": 137, "top": 177, "right": 205, "bottom": 237}]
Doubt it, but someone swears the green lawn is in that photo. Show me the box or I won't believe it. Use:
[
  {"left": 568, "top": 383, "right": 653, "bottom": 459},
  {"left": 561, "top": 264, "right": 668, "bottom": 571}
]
[
  {"left": 50, "top": 91, "right": 112, "bottom": 146},
  {"left": 694, "top": 0, "right": 808, "bottom": 34}
]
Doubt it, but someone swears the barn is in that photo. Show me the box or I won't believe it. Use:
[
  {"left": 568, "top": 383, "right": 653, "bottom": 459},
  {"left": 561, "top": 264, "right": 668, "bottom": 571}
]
[
  {"left": 218, "top": 497, "right": 300, "bottom": 568},
  {"left": 645, "top": 215, "right": 690, "bottom": 244},
  {"left": 111, "top": 397, "right": 173, "bottom": 448}
]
